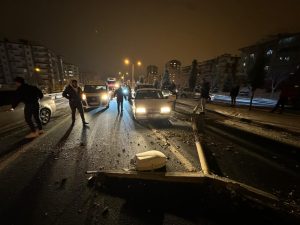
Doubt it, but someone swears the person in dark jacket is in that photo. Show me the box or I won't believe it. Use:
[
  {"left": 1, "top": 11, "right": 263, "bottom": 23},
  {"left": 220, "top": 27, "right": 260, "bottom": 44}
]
[
  {"left": 10, "top": 77, "right": 44, "bottom": 138},
  {"left": 200, "top": 78, "right": 210, "bottom": 112},
  {"left": 271, "top": 83, "right": 290, "bottom": 113},
  {"left": 230, "top": 84, "right": 240, "bottom": 107},
  {"left": 63, "top": 80, "right": 88, "bottom": 126},
  {"left": 114, "top": 86, "right": 125, "bottom": 113}
]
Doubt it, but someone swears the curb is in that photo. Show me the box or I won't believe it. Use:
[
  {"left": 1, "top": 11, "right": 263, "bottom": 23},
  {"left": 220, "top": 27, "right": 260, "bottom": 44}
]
[{"left": 175, "top": 100, "right": 300, "bottom": 136}]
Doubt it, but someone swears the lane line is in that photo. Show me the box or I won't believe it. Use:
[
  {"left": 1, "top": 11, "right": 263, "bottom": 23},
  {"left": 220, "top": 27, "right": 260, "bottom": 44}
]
[
  {"left": 0, "top": 115, "right": 71, "bottom": 172},
  {"left": 148, "top": 126, "right": 197, "bottom": 172}
]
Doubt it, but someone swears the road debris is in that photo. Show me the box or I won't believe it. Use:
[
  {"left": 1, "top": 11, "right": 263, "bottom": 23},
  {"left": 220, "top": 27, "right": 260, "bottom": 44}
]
[{"left": 132, "top": 150, "right": 167, "bottom": 171}]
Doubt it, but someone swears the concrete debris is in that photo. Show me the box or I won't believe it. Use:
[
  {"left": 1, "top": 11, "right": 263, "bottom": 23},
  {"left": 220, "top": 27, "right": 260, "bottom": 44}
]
[
  {"left": 122, "top": 148, "right": 126, "bottom": 152},
  {"left": 117, "top": 153, "right": 121, "bottom": 157},
  {"left": 133, "top": 150, "right": 167, "bottom": 171}
]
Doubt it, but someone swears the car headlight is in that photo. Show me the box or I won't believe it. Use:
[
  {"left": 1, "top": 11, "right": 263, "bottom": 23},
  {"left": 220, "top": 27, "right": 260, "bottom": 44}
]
[
  {"left": 82, "top": 93, "right": 86, "bottom": 100},
  {"left": 101, "top": 94, "right": 108, "bottom": 101},
  {"left": 160, "top": 106, "right": 171, "bottom": 114},
  {"left": 136, "top": 107, "right": 146, "bottom": 114}
]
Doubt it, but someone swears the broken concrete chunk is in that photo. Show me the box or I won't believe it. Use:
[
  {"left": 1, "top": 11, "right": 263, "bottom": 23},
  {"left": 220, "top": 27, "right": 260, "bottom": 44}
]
[{"left": 133, "top": 150, "right": 167, "bottom": 171}]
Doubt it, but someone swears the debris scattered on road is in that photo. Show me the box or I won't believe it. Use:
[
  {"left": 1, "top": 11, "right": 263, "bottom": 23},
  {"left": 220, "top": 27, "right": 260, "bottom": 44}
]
[
  {"left": 87, "top": 176, "right": 96, "bottom": 186},
  {"left": 117, "top": 153, "right": 121, "bottom": 157},
  {"left": 122, "top": 148, "right": 126, "bottom": 152}
]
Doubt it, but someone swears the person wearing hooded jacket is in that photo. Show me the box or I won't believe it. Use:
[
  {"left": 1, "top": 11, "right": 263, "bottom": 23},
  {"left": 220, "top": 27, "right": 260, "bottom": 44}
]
[
  {"left": 10, "top": 77, "right": 44, "bottom": 138},
  {"left": 62, "top": 80, "right": 88, "bottom": 126}
]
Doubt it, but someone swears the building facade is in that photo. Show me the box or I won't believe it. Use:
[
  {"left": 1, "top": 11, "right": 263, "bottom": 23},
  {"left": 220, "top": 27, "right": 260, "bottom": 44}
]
[
  {"left": 0, "top": 39, "right": 80, "bottom": 92},
  {"left": 181, "top": 54, "right": 244, "bottom": 92},
  {"left": 240, "top": 33, "right": 300, "bottom": 95},
  {"left": 146, "top": 65, "right": 159, "bottom": 84},
  {"left": 165, "top": 59, "right": 181, "bottom": 85}
]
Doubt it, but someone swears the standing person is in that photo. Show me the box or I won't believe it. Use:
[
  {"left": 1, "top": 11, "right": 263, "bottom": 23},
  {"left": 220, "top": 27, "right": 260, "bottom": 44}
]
[
  {"left": 271, "top": 83, "right": 290, "bottom": 114},
  {"left": 230, "top": 84, "right": 240, "bottom": 107},
  {"left": 63, "top": 80, "right": 88, "bottom": 126},
  {"left": 200, "top": 78, "right": 210, "bottom": 112},
  {"left": 10, "top": 77, "right": 44, "bottom": 138},
  {"left": 114, "top": 86, "right": 125, "bottom": 113}
]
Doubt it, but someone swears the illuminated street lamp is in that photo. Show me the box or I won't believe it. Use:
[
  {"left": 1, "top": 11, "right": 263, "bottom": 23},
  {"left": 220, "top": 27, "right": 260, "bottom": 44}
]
[
  {"left": 34, "top": 67, "right": 41, "bottom": 72},
  {"left": 124, "top": 58, "right": 142, "bottom": 87}
]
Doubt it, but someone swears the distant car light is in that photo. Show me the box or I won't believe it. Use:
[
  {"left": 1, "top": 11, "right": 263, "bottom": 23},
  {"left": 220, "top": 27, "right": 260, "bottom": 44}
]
[
  {"left": 160, "top": 107, "right": 171, "bottom": 114},
  {"left": 82, "top": 93, "right": 87, "bottom": 100},
  {"left": 136, "top": 107, "right": 146, "bottom": 114},
  {"left": 101, "top": 94, "right": 108, "bottom": 101}
]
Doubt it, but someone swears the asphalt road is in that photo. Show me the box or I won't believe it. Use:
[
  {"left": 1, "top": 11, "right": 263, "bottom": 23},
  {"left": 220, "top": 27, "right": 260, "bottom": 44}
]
[{"left": 0, "top": 98, "right": 299, "bottom": 224}]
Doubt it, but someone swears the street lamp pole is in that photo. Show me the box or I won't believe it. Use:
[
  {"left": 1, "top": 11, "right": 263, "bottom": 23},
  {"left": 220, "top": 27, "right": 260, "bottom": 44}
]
[{"left": 131, "top": 63, "right": 135, "bottom": 87}]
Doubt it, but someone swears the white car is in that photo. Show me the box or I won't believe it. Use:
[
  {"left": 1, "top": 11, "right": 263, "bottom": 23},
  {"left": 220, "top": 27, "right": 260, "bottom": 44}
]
[
  {"left": 81, "top": 84, "right": 110, "bottom": 110},
  {"left": 132, "top": 88, "right": 174, "bottom": 121},
  {"left": 39, "top": 96, "right": 57, "bottom": 124}
]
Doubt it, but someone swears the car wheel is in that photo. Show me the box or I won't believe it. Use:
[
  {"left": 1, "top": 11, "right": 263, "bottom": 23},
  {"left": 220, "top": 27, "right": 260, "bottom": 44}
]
[{"left": 40, "top": 108, "right": 51, "bottom": 125}]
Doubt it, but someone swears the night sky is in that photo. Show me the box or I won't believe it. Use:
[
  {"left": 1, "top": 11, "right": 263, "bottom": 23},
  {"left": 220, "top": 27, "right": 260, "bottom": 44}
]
[{"left": 1, "top": 0, "right": 300, "bottom": 78}]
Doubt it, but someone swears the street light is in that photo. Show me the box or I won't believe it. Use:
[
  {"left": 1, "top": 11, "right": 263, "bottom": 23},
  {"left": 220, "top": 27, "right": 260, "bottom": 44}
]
[{"left": 124, "top": 58, "right": 142, "bottom": 87}]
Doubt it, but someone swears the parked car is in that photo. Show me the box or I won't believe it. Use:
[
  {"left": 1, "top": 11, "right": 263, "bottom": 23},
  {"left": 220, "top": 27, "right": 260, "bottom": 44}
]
[
  {"left": 239, "top": 87, "right": 250, "bottom": 97},
  {"left": 81, "top": 84, "right": 110, "bottom": 110},
  {"left": 178, "top": 87, "right": 201, "bottom": 99},
  {"left": 0, "top": 94, "right": 56, "bottom": 130},
  {"left": 39, "top": 96, "right": 57, "bottom": 124},
  {"left": 132, "top": 88, "right": 173, "bottom": 121}
]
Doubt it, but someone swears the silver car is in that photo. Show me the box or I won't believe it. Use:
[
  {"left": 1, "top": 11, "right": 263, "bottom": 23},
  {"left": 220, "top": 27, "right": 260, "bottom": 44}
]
[{"left": 132, "top": 88, "right": 175, "bottom": 121}]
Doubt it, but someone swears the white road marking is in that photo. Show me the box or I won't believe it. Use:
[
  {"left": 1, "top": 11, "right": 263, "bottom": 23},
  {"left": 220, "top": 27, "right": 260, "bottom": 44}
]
[{"left": 148, "top": 126, "right": 197, "bottom": 172}]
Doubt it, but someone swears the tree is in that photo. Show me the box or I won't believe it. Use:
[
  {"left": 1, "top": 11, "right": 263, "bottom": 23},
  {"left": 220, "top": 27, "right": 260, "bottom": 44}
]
[
  {"left": 247, "top": 53, "right": 266, "bottom": 110},
  {"left": 161, "top": 69, "right": 171, "bottom": 89},
  {"left": 189, "top": 60, "right": 198, "bottom": 90}
]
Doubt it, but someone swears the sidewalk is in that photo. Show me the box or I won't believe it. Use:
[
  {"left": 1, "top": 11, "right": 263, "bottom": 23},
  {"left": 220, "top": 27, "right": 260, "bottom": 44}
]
[{"left": 175, "top": 98, "right": 300, "bottom": 135}]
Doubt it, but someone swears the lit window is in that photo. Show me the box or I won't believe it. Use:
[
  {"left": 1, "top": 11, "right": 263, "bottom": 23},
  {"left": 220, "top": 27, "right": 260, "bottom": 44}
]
[
  {"left": 243, "top": 62, "right": 246, "bottom": 67},
  {"left": 264, "top": 66, "right": 269, "bottom": 71},
  {"left": 284, "top": 56, "right": 290, "bottom": 61},
  {"left": 279, "top": 57, "right": 283, "bottom": 61},
  {"left": 266, "top": 49, "right": 273, "bottom": 56},
  {"left": 250, "top": 53, "right": 255, "bottom": 59}
]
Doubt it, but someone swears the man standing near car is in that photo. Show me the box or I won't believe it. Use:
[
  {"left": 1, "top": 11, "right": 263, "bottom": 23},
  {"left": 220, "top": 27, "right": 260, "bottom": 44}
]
[
  {"left": 63, "top": 80, "right": 88, "bottom": 126},
  {"left": 114, "top": 85, "right": 125, "bottom": 113},
  {"left": 200, "top": 78, "right": 210, "bottom": 113},
  {"left": 10, "top": 77, "right": 44, "bottom": 138}
]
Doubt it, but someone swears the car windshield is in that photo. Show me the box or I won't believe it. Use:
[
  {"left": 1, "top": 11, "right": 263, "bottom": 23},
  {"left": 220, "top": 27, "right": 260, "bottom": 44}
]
[
  {"left": 135, "top": 90, "right": 164, "bottom": 99},
  {"left": 84, "top": 85, "right": 107, "bottom": 93}
]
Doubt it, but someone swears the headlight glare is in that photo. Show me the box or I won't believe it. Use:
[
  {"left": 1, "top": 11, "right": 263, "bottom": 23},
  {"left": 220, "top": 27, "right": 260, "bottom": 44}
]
[
  {"left": 160, "top": 106, "right": 171, "bottom": 113},
  {"left": 136, "top": 107, "right": 146, "bottom": 114},
  {"left": 82, "top": 93, "right": 86, "bottom": 100},
  {"left": 101, "top": 94, "right": 108, "bottom": 100}
]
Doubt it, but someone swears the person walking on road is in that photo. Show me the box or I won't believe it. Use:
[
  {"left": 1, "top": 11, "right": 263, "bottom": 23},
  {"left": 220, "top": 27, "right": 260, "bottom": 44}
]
[
  {"left": 63, "top": 80, "right": 88, "bottom": 126},
  {"left": 230, "top": 84, "right": 240, "bottom": 107},
  {"left": 200, "top": 78, "right": 210, "bottom": 113},
  {"left": 10, "top": 77, "right": 44, "bottom": 138},
  {"left": 114, "top": 86, "right": 125, "bottom": 113},
  {"left": 271, "top": 83, "right": 290, "bottom": 114}
]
